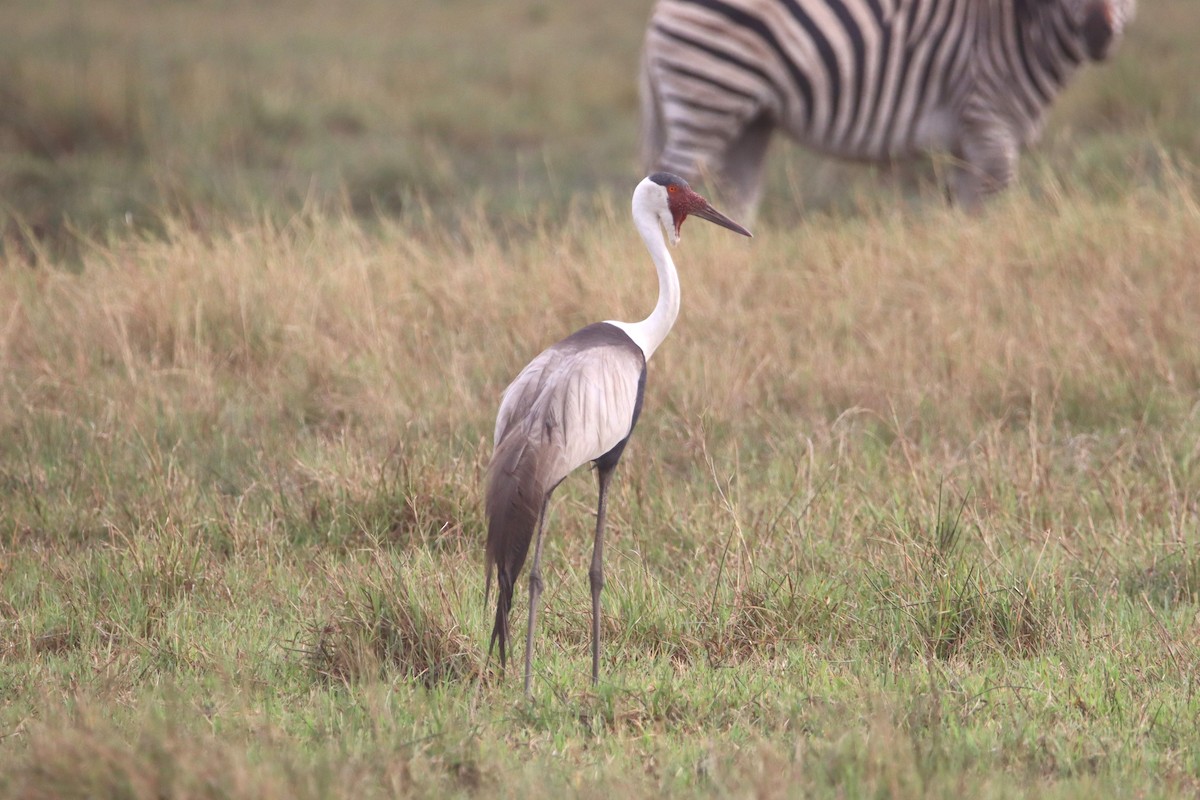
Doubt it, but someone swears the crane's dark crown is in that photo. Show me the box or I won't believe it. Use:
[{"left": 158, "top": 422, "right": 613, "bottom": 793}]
[{"left": 648, "top": 172, "right": 690, "bottom": 191}]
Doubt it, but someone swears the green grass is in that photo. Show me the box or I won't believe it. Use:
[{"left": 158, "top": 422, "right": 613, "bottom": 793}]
[{"left": 3, "top": 0, "right": 1200, "bottom": 797}]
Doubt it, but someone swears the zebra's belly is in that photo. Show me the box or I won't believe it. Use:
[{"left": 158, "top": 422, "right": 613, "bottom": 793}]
[{"left": 784, "top": 107, "right": 960, "bottom": 163}]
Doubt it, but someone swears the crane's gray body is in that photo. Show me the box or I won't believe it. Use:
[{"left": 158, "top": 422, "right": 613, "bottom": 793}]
[{"left": 485, "top": 322, "right": 646, "bottom": 684}]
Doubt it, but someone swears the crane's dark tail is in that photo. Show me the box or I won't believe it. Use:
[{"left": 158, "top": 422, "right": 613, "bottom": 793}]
[{"left": 484, "top": 434, "right": 548, "bottom": 673}]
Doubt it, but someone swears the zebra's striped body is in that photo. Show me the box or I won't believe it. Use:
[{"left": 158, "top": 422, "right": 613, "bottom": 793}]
[{"left": 641, "top": 0, "right": 1135, "bottom": 213}]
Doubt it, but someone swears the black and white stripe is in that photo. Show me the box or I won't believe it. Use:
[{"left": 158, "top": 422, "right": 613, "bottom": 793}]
[{"left": 640, "top": 0, "right": 1136, "bottom": 212}]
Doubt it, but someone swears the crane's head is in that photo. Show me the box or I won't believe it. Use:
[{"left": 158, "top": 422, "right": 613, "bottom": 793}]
[{"left": 636, "top": 172, "right": 752, "bottom": 245}]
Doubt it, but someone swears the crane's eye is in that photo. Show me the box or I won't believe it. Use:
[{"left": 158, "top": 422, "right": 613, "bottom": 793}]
[{"left": 668, "top": 185, "right": 678, "bottom": 193}]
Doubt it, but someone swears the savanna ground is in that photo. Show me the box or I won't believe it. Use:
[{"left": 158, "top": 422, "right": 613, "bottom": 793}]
[{"left": 2, "top": 1, "right": 1200, "bottom": 797}]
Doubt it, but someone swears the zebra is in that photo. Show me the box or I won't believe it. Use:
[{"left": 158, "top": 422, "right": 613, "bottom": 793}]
[{"left": 639, "top": 0, "right": 1137, "bottom": 214}]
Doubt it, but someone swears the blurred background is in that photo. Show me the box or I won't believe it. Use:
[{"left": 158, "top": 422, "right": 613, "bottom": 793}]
[{"left": 2, "top": 0, "right": 1197, "bottom": 261}]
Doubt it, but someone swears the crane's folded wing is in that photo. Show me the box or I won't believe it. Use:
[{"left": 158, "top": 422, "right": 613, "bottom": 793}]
[{"left": 493, "top": 329, "right": 645, "bottom": 484}]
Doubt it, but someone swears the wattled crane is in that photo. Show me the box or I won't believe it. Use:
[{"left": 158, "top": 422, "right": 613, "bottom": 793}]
[{"left": 485, "top": 172, "right": 751, "bottom": 695}]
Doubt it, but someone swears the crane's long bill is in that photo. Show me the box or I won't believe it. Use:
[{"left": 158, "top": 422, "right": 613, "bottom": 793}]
[{"left": 692, "top": 202, "right": 752, "bottom": 237}]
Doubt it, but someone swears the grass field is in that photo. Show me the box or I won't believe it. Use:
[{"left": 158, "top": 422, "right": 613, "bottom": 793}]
[{"left": 3, "top": 1, "right": 1200, "bottom": 797}]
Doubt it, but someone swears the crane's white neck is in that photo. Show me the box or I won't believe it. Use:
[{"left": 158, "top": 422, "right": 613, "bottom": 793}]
[{"left": 605, "top": 180, "right": 680, "bottom": 361}]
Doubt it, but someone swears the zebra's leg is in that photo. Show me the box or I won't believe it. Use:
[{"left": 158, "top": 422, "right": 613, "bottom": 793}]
[
  {"left": 638, "top": 58, "right": 667, "bottom": 175},
  {"left": 718, "top": 113, "right": 775, "bottom": 221},
  {"left": 645, "top": 70, "right": 765, "bottom": 199},
  {"left": 950, "top": 119, "right": 1019, "bottom": 212}
]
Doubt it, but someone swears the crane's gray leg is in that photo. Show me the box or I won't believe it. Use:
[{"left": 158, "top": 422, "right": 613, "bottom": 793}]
[
  {"left": 524, "top": 496, "right": 551, "bottom": 697},
  {"left": 590, "top": 465, "right": 616, "bottom": 686}
]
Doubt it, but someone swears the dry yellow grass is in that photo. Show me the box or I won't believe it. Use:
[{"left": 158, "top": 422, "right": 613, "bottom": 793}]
[{"left": 6, "top": 166, "right": 1197, "bottom": 439}]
